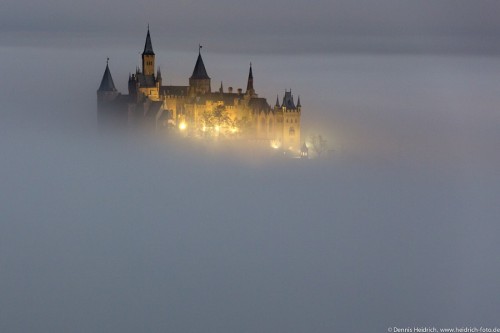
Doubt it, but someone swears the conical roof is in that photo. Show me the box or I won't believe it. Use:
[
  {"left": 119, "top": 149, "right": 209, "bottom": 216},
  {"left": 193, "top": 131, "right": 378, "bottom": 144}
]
[
  {"left": 190, "top": 52, "right": 210, "bottom": 80},
  {"left": 98, "top": 63, "right": 117, "bottom": 92},
  {"left": 246, "top": 63, "right": 254, "bottom": 92},
  {"left": 142, "top": 28, "right": 155, "bottom": 56}
]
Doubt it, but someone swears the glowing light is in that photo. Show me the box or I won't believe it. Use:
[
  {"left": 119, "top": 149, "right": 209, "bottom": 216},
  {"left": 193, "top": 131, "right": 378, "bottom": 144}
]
[
  {"left": 179, "top": 122, "right": 187, "bottom": 130},
  {"left": 215, "top": 125, "right": 220, "bottom": 132},
  {"left": 270, "top": 139, "right": 281, "bottom": 149},
  {"left": 230, "top": 127, "right": 238, "bottom": 134}
]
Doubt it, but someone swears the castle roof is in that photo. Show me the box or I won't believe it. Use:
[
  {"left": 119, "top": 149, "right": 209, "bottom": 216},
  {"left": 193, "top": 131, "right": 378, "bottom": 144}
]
[
  {"left": 282, "top": 90, "right": 296, "bottom": 109},
  {"left": 190, "top": 52, "right": 210, "bottom": 80},
  {"left": 142, "top": 28, "right": 155, "bottom": 56},
  {"left": 98, "top": 63, "right": 117, "bottom": 92},
  {"left": 246, "top": 63, "right": 254, "bottom": 93},
  {"left": 214, "top": 93, "right": 239, "bottom": 106},
  {"left": 248, "top": 97, "right": 271, "bottom": 112}
]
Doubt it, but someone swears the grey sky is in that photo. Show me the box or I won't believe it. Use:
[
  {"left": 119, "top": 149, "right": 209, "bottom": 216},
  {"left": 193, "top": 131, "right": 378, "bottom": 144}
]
[{"left": 2, "top": 0, "right": 500, "bottom": 54}]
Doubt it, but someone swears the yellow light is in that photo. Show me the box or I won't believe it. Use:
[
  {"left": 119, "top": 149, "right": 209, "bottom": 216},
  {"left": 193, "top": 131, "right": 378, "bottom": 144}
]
[
  {"left": 215, "top": 125, "right": 220, "bottom": 132},
  {"left": 230, "top": 127, "right": 238, "bottom": 134},
  {"left": 270, "top": 139, "right": 281, "bottom": 149},
  {"left": 179, "top": 122, "right": 187, "bottom": 130}
]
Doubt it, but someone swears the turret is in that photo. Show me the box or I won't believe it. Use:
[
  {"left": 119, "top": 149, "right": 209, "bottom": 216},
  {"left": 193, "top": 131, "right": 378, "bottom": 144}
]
[
  {"left": 189, "top": 45, "right": 211, "bottom": 95},
  {"left": 282, "top": 90, "right": 296, "bottom": 110},
  {"left": 156, "top": 67, "right": 162, "bottom": 88},
  {"left": 142, "top": 26, "right": 155, "bottom": 76},
  {"left": 128, "top": 72, "right": 138, "bottom": 101},
  {"left": 275, "top": 94, "right": 280, "bottom": 108},
  {"left": 281, "top": 90, "right": 301, "bottom": 153},
  {"left": 97, "top": 59, "right": 121, "bottom": 126},
  {"left": 246, "top": 62, "right": 255, "bottom": 96},
  {"left": 97, "top": 59, "right": 119, "bottom": 105}
]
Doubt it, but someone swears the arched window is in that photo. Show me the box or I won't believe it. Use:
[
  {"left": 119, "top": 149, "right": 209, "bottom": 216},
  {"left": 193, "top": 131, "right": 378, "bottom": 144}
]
[{"left": 289, "top": 127, "right": 295, "bottom": 136}]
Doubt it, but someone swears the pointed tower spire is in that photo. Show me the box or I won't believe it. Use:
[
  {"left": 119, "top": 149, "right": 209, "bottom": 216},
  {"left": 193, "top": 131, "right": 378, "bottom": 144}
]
[
  {"left": 142, "top": 26, "right": 155, "bottom": 56},
  {"left": 275, "top": 94, "right": 280, "bottom": 108},
  {"left": 189, "top": 45, "right": 211, "bottom": 94},
  {"left": 142, "top": 26, "right": 155, "bottom": 75},
  {"left": 98, "top": 60, "right": 117, "bottom": 92},
  {"left": 297, "top": 95, "right": 301, "bottom": 107},
  {"left": 190, "top": 48, "right": 210, "bottom": 80},
  {"left": 219, "top": 81, "right": 223, "bottom": 93},
  {"left": 246, "top": 62, "right": 254, "bottom": 95}
]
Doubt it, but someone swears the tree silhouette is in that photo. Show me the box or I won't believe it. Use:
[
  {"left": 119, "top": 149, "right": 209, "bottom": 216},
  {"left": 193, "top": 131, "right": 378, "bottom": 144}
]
[
  {"left": 310, "top": 134, "right": 328, "bottom": 157},
  {"left": 200, "top": 105, "right": 235, "bottom": 137}
]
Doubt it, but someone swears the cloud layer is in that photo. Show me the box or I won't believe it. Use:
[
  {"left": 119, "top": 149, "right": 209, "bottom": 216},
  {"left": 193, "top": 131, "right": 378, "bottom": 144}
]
[{"left": 2, "top": 0, "right": 500, "bottom": 54}]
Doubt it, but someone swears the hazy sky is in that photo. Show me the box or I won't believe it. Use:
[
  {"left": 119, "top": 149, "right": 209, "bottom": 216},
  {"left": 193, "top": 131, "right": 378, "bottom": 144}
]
[
  {"left": 2, "top": 0, "right": 500, "bottom": 54},
  {"left": 1, "top": 1, "right": 500, "bottom": 332}
]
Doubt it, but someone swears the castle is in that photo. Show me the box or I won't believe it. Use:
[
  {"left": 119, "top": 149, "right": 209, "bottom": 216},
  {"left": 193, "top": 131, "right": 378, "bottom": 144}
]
[{"left": 97, "top": 27, "right": 304, "bottom": 154}]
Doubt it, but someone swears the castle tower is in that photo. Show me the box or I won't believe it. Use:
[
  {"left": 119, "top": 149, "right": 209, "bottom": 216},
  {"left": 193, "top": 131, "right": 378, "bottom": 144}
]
[
  {"left": 246, "top": 63, "right": 255, "bottom": 96},
  {"left": 142, "top": 26, "right": 155, "bottom": 76},
  {"left": 128, "top": 72, "right": 138, "bottom": 102},
  {"left": 97, "top": 59, "right": 120, "bottom": 125},
  {"left": 97, "top": 59, "right": 119, "bottom": 105},
  {"left": 189, "top": 46, "right": 211, "bottom": 95},
  {"left": 281, "top": 90, "right": 301, "bottom": 152}
]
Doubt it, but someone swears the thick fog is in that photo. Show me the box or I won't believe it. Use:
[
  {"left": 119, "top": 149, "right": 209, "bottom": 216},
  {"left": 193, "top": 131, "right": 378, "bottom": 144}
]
[{"left": 1, "top": 1, "right": 500, "bottom": 332}]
